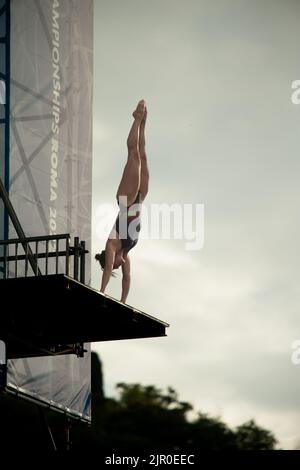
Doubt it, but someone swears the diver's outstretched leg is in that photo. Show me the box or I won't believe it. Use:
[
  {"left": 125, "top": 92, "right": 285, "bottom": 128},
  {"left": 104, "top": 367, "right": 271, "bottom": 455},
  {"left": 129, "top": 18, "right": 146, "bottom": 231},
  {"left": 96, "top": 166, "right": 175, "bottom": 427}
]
[
  {"left": 139, "top": 106, "right": 149, "bottom": 202},
  {"left": 116, "top": 100, "right": 146, "bottom": 206}
]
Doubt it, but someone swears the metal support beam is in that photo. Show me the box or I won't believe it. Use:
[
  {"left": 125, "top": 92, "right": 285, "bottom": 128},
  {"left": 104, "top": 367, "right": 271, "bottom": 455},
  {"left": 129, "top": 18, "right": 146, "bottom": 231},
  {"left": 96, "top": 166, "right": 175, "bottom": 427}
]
[
  {"left": 0, "top": 177, "right": 41, "bottom": 275},
  {"left": 38, "top": 407, "right": 57, "bottom": 451}
]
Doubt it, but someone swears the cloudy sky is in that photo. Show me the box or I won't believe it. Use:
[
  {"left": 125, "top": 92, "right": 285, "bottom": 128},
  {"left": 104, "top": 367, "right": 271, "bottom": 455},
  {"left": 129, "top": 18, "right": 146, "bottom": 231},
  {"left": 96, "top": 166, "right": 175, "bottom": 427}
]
[{"left": 91, "top": 0, "right": 300, "bottom": 449}]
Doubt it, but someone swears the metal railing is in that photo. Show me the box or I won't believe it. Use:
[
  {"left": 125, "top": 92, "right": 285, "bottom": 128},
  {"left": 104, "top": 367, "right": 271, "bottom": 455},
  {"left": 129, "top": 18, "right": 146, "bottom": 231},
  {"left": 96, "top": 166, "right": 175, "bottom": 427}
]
[{"left": 0, "top": 234, "right": 87, "bottom": 283}]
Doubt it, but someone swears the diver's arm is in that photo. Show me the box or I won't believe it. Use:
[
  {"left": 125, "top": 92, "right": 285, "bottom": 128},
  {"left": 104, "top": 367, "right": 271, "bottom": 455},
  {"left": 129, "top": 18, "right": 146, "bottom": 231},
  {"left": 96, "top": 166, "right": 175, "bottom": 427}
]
[
  {"left": 100, "top": 246, "right": 115, "bottom": 293},
  {"left": 121, "top": 255, "right": 131, "bottom": 303}
]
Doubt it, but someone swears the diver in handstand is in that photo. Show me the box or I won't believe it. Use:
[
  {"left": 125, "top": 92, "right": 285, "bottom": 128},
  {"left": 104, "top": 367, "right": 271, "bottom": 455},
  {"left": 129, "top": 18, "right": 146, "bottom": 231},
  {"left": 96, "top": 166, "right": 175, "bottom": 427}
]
[{"left": 95, "top": 99, "right": 149, "bottom": 303}]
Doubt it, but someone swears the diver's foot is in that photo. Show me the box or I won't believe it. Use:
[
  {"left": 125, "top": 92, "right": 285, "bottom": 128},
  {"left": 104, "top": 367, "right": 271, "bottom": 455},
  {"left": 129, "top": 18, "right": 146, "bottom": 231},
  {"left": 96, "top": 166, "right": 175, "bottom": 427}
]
[
  {"left": 132, "top": 99, "right": 146, "bottom": 120},
  {"left": 142, "top": 106, "right": 147, "bottom": 124}
]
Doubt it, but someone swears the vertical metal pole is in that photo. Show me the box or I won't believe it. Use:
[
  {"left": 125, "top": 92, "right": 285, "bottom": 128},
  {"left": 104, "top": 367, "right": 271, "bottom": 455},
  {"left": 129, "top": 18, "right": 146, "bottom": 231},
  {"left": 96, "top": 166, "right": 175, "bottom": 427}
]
[
  {"left": 45, "top": 239, "right": 49, "bottom": 275},
  {"left": 6, "top": 241, "right": 8, "bottom": 277},
  {"left": 14, "top": 240, "right": 17, "bottom": 277},
  {"left": 55, "top": 238, "right": 59, "bottom": 274},
  {"left": 65, "top": 235, "right": 69, "bottom": 276},
  {"left": 64, "top": 419, "right": 71, "bottom": 451},
  {"left": 4, "top": 0, "right": 10, "bottom": 241},
  {"left": 0, "top": 340, "right": 6, "bottom": 391},
  {"left": 25, "top": 241, "right": 28, "bottom": 277},
  {"left": 79, "top": 240, "right": 85, "bottom": 284},
  {"left": 3, "top": 243, "right": 6, "bottom": 278},
  {"left": 73, "top": 236, "right": 79, "bottom": 280},
  {"left": 35, "top": 240, "right": 39, "bottom": 276}
]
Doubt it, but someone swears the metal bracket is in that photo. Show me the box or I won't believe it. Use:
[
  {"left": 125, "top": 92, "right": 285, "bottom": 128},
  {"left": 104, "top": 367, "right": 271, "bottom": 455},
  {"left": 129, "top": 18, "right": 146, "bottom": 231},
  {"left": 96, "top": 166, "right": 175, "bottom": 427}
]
[{"left": 74, "top": 343, "right": 87, "bottom": 358}]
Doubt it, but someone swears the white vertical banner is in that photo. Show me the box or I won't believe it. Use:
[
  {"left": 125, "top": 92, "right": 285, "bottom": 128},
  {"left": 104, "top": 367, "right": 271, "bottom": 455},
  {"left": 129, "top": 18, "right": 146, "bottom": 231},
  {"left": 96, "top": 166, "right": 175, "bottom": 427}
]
[{"left": 7, "top": 0, "right": 93, "bottom": 420}]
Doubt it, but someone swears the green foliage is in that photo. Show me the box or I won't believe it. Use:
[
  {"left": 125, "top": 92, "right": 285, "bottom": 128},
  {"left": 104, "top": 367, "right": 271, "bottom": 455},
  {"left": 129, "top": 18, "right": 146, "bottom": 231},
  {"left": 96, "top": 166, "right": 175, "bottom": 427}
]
[
  {"left": 189, "top": 412, "right": 237, "bottom": 450},
  {"left": 235, "top": 420, "right": 277, "bottom": 450},
  {"left": 116, "top": 383, "right": 192, "bottom": 414},
  {"left": 76, "top": 377, "right": 277, "bottom": 452}
]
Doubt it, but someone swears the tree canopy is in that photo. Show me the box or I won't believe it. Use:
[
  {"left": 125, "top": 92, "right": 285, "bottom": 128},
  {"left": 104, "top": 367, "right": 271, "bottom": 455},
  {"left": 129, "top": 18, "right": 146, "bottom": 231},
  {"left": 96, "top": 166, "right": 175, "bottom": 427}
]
[{"left": 72, "top": 353, "right": 277, "bottom": 452}]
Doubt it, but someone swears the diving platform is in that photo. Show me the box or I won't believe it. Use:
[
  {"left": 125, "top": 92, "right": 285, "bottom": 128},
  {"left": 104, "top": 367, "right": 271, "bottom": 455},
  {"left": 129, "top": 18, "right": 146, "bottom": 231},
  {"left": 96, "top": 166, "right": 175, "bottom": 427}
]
[{"left": 0, "top": 274, "right": 169, "bottom": 359}]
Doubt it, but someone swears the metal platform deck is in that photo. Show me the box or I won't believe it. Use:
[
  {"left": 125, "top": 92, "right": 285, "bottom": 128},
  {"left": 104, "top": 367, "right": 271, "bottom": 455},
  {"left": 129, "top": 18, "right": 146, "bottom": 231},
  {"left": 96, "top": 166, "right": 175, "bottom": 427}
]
[{"left": 0, "top": 274, "right": 169, "bottom": 359}]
